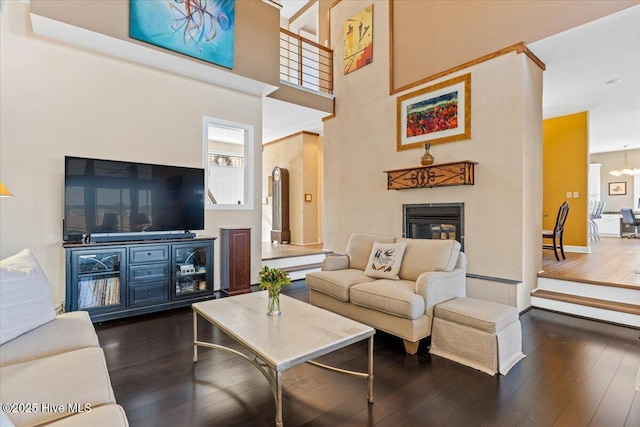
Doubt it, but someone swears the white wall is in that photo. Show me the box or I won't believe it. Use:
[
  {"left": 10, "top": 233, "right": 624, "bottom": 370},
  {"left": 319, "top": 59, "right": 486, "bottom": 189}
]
[
  {"left": 591, "top": 149, "right": 640, "bottom": 211},
  {"left": 0, "top": 2, "right": 264, "bottom": 305},
  {"left": 324, "top": 0, "right": 543, "bottom": 310}
]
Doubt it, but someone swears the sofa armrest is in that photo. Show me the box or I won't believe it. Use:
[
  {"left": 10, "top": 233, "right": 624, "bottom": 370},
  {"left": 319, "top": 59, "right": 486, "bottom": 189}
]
[
  {"left": 321, "top": 254, "right": 350, "bottom": 271},
  {"left": 415, "top": 268, "right": 466, "bottom": 318}
]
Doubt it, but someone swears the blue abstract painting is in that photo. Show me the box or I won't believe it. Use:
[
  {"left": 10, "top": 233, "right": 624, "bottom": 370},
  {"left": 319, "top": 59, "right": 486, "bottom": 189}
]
[{"left": 130, "top": 0, "right": 235, "bottom": 69}]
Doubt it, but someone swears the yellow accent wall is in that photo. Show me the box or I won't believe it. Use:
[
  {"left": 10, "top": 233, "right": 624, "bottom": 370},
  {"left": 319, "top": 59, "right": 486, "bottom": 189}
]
[{"left": 543, "top": 112, "right": 589, "bottom": 248}]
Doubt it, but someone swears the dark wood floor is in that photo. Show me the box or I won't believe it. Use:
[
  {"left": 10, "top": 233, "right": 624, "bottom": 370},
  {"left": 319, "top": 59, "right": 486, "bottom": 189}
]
[{"left": 95, "top": 283, "right": 640, "bottom": 427}]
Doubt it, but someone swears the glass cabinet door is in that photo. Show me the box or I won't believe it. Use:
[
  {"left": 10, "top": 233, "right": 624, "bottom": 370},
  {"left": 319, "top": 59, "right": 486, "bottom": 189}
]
[
  {"left": 173, "top": 242, "right": 212, "bottom": 298},
  {"left": 72, "top": 248, "right": 126, "bottom": 311}
]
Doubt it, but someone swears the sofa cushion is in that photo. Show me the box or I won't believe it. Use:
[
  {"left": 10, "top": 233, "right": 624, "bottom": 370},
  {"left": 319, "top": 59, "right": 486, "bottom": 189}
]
[
  {"left": 345, "top": 233, "right": 396, "bottom": 271},
  {"left": 0, "top": 311, "right": 99, "bottom": 367},
  {"left": 350, "top": 280, "right": 425, "bottom": 320},
  {"left": 0, "top": 347, "right": 116, "bottom": 426},
  {"left": 0, "top": 249, "right": 56, "bottom": 345},
  {"left": 306, "top": 269, "right": 375, "bottom": 301},
  {"left": 396, "top": 238, "right": 461, "bottom": 281},
  {"left": 364, "top": 242, "right": 406, "bottom": 280},
  {"left": 434, "top": 297, "right": 518, "bottom": 333}
]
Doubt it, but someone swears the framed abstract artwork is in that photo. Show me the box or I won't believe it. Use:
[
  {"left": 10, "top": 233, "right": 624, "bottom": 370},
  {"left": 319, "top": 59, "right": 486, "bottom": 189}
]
[
  {"left": 397, "top": 73, "right": 471, "bottom": 151},
  {"left": 609, "top": 182, "right": 627, "bottom": 195},
  {"left": 343, "top": 5, "right": 373, "bottom": 74},
  {"left": 130, "top": 0, "right": 235, "bottom": 69}
]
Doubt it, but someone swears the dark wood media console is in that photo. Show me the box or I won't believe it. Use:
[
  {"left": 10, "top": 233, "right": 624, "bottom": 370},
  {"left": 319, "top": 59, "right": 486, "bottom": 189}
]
[{"left": 64, "top": 236, "right": 216, "bottom": 322}]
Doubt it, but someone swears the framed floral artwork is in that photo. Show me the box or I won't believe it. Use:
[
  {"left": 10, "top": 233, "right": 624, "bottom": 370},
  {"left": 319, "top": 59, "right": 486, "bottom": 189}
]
[{"left": 397, "top": 73, "right": 471, "bottom": 151}]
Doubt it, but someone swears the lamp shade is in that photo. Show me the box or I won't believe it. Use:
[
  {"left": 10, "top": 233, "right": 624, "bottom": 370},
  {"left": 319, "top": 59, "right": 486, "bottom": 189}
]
[{"left": 0, "top": 182, "right": 13, "bottom": 197}]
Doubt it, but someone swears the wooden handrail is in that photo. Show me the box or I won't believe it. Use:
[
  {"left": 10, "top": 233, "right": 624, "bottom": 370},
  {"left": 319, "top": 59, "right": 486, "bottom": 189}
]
[{"left": 280, "top": 28, "right": 332, "bottom": 54}]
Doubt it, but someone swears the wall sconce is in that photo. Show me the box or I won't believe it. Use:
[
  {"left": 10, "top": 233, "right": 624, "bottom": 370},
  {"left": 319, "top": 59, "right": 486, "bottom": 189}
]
[{"left": 0, "top": 182, "right": 13, "bottom": 197}]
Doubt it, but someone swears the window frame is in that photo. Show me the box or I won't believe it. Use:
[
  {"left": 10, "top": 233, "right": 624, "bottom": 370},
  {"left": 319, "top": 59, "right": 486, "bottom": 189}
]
[{"left": 202, "top": 116, "right": 254, "bottom": 211}]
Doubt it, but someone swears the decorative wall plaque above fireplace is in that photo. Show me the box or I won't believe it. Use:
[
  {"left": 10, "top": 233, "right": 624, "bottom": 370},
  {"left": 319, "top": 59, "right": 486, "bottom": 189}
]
[{"left": 384, "top": 160, "right": 477, "bottom": 190}]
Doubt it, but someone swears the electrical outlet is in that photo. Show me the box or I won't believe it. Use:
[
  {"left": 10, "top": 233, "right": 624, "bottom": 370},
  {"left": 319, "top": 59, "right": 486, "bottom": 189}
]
[
  {"left": 566, "top": 192, "right": 572, "bottom": 198},
  {"left": 573, "top": 192, "right": 579, "bottom": 198}
]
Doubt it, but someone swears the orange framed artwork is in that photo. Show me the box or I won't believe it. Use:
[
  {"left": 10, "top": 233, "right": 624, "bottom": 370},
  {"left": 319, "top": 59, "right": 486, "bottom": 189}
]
[
  {"left": 397, "top": 73, "right": 471, "bottom": 151},
  {"left": 343, "top": 5, "right": 373, "bottom": 74}
]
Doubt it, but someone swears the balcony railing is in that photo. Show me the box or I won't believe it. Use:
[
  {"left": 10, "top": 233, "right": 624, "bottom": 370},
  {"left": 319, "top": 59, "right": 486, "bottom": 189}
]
[{"left": 280, "top": 28, "right": 333, "bottom": 95}]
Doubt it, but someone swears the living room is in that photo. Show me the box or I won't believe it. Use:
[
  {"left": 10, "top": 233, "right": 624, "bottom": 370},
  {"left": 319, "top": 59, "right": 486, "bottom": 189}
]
[{"left": 2, "top": 0, "right": 639, "bottom": 426}]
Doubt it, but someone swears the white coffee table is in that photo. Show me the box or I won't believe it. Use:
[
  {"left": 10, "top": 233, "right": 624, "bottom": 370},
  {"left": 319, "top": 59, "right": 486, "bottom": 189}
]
[{"left": 192, "top": 291, "right": 375, "bottom": 426}]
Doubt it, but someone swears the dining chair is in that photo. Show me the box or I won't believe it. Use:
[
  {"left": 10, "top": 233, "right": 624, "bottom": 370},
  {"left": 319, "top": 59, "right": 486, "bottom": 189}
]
[
  {"left": 620, "top": 208, "right": 640, "bottom": 238},
  {"left": 588, "top": 201, "right": 605, "bottom": 242},
  {"left": 543, "top": 201, "right": 570, "bottom": 260}
]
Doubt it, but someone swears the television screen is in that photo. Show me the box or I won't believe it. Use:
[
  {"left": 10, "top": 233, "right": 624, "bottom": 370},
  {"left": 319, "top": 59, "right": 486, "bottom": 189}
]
[{"left": 64, "top": 156, "right": 205, "bottom": 241}]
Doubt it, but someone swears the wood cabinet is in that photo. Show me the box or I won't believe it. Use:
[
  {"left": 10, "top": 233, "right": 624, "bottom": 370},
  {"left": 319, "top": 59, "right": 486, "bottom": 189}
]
[
  {"left": 64, "top": 237, "right": 215, "bottom": 322},
  {"left": 220, "top": 227, "right": 252, "bottom": 296}
]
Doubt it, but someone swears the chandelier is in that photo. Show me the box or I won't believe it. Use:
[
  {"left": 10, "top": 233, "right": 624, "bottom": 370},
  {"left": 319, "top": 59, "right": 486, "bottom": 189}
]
[{"left": 609, "top": 145, "right": 640, "bottom": 176}]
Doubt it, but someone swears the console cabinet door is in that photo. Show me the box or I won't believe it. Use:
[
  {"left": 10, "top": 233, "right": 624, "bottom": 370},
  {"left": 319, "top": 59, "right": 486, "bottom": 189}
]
[
  {"left": 172, "top": 241, "right": 213, "bottom": 299},
  {"left": 66, "top": 247, "right": 127, "bottom": 315}
]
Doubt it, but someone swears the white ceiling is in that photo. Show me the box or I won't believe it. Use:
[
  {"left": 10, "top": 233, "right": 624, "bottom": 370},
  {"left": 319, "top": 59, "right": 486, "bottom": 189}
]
[
  {"left": 279, "top": 0, "right": 309, "bottom": 19},
  {"left": 263, "top": 97, "right": 326, "bottom": 143},
  {"left": 529, "top": 5, "right": 640, "bottom": 154},
  {"left": 267, "top": 4, "right": 640, "bottom": 154}
]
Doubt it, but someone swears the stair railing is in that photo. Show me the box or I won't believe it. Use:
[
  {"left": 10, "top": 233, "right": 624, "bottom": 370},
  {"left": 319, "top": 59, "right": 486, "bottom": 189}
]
[{"left": 279, "top": 28, "right": 333, "bottom": 95}]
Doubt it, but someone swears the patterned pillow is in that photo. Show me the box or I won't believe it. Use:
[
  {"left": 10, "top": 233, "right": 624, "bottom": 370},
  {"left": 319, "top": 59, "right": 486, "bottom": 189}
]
[{"left": 364, "top": 242, "right": 407, "bottom": 280}]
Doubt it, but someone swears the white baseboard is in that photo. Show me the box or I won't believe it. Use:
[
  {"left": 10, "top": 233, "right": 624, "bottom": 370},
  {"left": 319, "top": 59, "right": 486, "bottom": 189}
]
[{"left": 564, "top": 245, "right": 590, "bottom": 254}]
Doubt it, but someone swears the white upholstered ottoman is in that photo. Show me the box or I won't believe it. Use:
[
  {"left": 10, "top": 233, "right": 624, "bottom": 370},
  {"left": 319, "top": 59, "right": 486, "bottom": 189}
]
[{"left": 429, "top": 297, "right": 525, "bottom": 375}]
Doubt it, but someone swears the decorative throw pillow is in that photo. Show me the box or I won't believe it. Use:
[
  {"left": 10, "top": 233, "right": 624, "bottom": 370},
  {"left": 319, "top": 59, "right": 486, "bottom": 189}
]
[
  {"left": 364, "top": 242, "right": 407, "bottom": 280},
  {"left": 0, "top": 249, "right": 56, "bottom": 345},
  {"left": 1, "top": 408, "right": 15, "bottom": 427}
]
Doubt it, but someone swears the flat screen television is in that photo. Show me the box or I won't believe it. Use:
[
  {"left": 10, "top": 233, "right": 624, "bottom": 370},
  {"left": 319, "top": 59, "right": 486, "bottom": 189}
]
[{"left": 63, "top": 156, "right": 205, "bottom": 242}]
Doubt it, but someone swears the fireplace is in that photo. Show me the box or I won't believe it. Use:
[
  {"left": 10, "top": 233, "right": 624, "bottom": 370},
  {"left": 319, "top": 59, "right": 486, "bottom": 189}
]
[{"left": 403, "top": 203, "right": 464, "bottom": 251}]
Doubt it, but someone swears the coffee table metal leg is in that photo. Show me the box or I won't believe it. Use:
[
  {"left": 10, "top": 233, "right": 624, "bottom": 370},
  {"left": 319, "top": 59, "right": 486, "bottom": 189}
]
[
  {"left": 368, "top": 335, "right": 374, "bottom": 403},
  {"left": 275, "top": 370, "right": 283, "bottom": 427},
  {"left": 193, "top": 310, "right": 198, "bottom": 363}
]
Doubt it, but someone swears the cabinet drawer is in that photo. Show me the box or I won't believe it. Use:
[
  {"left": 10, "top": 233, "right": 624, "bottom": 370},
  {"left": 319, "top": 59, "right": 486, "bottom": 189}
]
[
  {"left": 129, "top": 263, "right": 169, "bottom": 282},
  {"left": 130, "top": 246, "right": 169, "bottom": 264},
  {"left": 129, "top": 282, "right": 169, "bottom": 307}
]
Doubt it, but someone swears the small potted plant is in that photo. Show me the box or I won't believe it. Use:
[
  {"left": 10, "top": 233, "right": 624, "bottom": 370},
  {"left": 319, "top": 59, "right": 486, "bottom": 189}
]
[{"left": 259, "top": 266, "right": 291, "bottom": 316}]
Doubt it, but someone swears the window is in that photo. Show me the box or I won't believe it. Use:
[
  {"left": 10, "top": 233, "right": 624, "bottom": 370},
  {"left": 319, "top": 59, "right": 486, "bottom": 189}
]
[{"left": 202, "top": 117, "right": 254, "bottom": 210}]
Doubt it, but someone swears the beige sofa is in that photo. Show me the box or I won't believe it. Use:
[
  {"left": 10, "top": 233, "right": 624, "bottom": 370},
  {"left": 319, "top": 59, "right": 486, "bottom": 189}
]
[
  {"left": 306, "top": 233, "right": 466, "bottom": 354},
  {"left": 0, "top": 311, "right": 128, "bottom": 427},
  {"left": 0, "top": 249, "right": 128, "bottom": 427}
]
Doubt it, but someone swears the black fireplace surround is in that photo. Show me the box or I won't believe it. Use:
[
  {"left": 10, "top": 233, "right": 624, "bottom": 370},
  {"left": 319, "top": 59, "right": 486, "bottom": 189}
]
[{"left": 403, "top": 203, "right": 464, "bottom": 251}]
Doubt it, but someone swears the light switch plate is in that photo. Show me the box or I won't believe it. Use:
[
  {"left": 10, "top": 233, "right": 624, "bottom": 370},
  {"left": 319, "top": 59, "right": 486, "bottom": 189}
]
[
  {"left": 573, "top": 192, "right": 579, "bottom": 198},
  {"left": 566, "top": 192, "right": 572, "bottom": 198}
]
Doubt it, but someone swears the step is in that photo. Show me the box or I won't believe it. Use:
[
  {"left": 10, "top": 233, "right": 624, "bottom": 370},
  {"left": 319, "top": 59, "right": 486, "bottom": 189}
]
[
  {"left": 531, "top": 289, "right": 640, "bottom": 327},
  {"left": 262, "top": 253, "right": 327, "bottom": 269},
  {"left": 536, "top": 277, "right": 639, "bottom": 305},
  {"left": 262, "top": 253, "right": 327, "bottom": 281}
]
